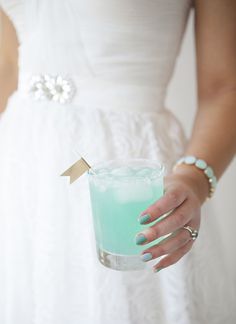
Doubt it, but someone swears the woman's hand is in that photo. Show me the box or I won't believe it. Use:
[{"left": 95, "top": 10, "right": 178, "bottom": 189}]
[{"left": 135, "top": 166, "right": 209, "bottom": 272}]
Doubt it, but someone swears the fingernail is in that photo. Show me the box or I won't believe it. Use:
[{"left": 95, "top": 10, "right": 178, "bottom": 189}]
[
  {"left": 141, "top": 252, "right": 152, "bottom": 262},
  {"left": 138, "top": 213, "right": 151, "bottom": 224},
  {"left": 135, "top": 233, "right": 147, "bottom": 245},
  {"left": 153, "top": 267, "right": 164, "bottom": 273}
]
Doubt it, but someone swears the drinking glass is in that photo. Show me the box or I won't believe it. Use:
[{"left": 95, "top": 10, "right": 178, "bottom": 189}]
[{"left": 88, "top": 159, "right": 165, "bottom": 271}]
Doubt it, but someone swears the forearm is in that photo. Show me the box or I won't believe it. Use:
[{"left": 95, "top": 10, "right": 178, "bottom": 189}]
[
  {"left": 172, "top": 92, "right": 236, "bottom": 203},
  {"left": 185, "top": 90, "right": 236, "bottom": 178},
  {"left": 173, "top": 0, "right": 236, "bottom": 203}
]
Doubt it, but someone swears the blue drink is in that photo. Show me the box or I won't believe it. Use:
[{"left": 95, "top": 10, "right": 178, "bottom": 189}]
[{"left": 88, "top": 159, "right": 164, "bottom": 270}]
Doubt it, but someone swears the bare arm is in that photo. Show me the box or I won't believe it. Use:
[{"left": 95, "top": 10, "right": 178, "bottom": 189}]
[
  {"left": 0, "top": 9, "right": 18, "bottom": 113},
  {"left": 174, "top": 0, "right": 236, "bottom": 198},
  {"left": 135, "top": 0, "right": 236, "bottom": 271}
]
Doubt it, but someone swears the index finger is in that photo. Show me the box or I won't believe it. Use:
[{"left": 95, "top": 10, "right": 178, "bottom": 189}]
[{"left": 138, "top": 187, "right": 187, "bottom": 225}]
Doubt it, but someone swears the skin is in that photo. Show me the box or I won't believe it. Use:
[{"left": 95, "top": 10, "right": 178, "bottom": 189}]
[
  {"left": 0, "top": 9, "right": 18, "bottom": 113},
  {"left": 1, "top": 1, "right": 236, "bottom": 272}
]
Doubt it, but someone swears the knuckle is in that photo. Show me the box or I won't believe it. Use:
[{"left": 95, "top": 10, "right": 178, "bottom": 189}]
[
  {"left": 157, "top": 245, "right": 166, "bottom": 256},
  {"left": 149, "top": 225, "right": 160, "bottom": 238},
  {"left": 173, "top": 212, "right": 185, "bottom": 227},
  {"left": 181, "top": 228, "right": 190, "bottom": 240},
  {"left": 146, "top": 203, "right": 163, "bottom": 219},
  {"left": 153, "top": 205, "right": 163, "bottom": 216},
  {"left": 167, "top": 191, "right": 179, "bottom": 204},
  {"left": 178, "top": 232, "right": 188, "bottom": 245}
]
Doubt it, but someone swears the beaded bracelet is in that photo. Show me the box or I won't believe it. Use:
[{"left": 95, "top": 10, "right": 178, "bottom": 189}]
[{"left": 173, "top": 156, "right": 217, "bottom": 198}]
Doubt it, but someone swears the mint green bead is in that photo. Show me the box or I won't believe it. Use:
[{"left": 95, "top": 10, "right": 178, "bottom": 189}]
[
  {"left": 185, "top": 156, "right": 196, "bottom": 164},
  {"left": 204, "top": 166, "right": 214, "bottom": 178},
  {"left": 211, "top": 176, "right": 217, "bottom": 189},
  {"left": 195, "top": 159, "right": 207, "bottom": 170}
]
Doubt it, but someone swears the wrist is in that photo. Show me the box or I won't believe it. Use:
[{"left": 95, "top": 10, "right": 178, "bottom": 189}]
[{"left": 171, "top": 164, "right": 210, "bottom": 204}]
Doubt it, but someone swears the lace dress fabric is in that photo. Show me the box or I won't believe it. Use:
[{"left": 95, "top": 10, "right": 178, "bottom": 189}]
[{"left": 0, "top": 1, "right": 235, "bottom": 323}]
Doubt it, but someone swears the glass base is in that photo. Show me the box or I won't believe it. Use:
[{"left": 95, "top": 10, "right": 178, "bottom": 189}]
[{"left": 97, "top": 247, "right": 146, "bottom": 271}]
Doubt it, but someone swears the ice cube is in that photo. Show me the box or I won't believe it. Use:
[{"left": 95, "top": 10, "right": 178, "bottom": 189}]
[
  {"left": 93, "top": 175, "right": 111, "bottom": 192},
  {"left": 97, "top": 168, "right": 105, "bottom": 174},
  {"left": 113, "top": 181, "right": 153, "bottom": 203},
  {"left": 110, "top": 166, "right": 133, "bottom": 177},
  {"left": 135, "top": 167, "right": 152, "bottom": 177}
]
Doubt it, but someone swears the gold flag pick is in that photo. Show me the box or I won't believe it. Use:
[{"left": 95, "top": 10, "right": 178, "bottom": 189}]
[{"left": 60, "top": 157, "right": 91, "bottom": 184}]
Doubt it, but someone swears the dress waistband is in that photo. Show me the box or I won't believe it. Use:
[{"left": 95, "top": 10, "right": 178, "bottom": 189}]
[{"left": 17, "top": 73, "right": 166, "bottom": 113}]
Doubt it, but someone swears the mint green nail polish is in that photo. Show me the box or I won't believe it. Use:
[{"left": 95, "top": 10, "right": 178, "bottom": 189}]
[
  {"left": 153, "top": 267, "right": 163, "bottom": 273},
  {"left": 135, "top": 234, "right": 147, "bottom": 245},
  {"left": 138, "top": 214, "right": 151, "bottom": 224},
  {"left": 141, "top": 252, "right": 152, "bottom": 262}
]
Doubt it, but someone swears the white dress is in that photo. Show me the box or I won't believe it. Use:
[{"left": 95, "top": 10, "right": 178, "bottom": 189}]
[{"left": 0, "top": 1, "right": 235, "bottom": 323}]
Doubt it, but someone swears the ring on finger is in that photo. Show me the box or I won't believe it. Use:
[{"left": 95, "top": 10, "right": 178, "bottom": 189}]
[{"left": 182, "top": 225, "right": 198, "bottom": 241}]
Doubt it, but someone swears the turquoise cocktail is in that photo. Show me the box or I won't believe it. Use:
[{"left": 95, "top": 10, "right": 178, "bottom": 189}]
[{"left": 88, "top": 159, "right": 164, "bottom": 271}]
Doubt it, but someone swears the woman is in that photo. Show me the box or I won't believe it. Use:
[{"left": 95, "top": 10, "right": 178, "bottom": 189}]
[{"left": 0, "top": 0, "right": 235, "bottom": 323}]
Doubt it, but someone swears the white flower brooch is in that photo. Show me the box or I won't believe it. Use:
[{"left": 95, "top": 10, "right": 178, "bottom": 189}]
[{"left": 29, "top": 75, "right": 76, "bottom": 104}]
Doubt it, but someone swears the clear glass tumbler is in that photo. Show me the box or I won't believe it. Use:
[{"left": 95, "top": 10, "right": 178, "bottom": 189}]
[{"left": 88, "top": 158, "right": 165, "bottom": 271}]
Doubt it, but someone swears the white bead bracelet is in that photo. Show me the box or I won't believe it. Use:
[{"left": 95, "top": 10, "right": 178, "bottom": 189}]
[{"left": 173, "top": 156, "right": 217, "bottom": 198}]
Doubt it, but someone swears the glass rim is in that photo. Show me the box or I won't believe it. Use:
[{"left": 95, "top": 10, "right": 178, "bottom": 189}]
[{"left": 87, "top": 158, "right": 165, "bottom": 178}]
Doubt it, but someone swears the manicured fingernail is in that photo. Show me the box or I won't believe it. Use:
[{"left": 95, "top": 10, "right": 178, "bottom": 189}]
[
  {"left": 135, "top": 233, "right": 147, "bottom": 245},
  {"left": 138, "top": 214, "right": 151, "bottom": 224},
  {"left": 153, "top": 267, "right": 163, "bottom": 273},
  {"left": 141, "top": 252, "right": 152, "bottom": 262}
]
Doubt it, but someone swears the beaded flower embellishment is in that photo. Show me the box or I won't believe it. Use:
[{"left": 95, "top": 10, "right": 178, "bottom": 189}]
[{"left": 29, "top": 75, "right": 76, "bottom": 104}]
